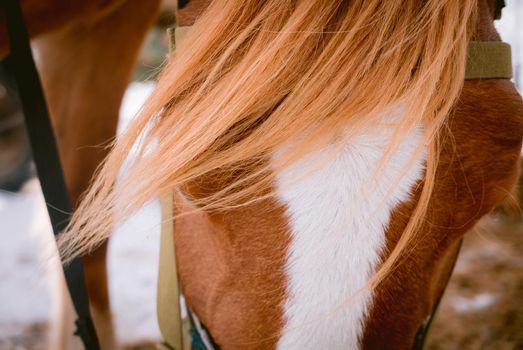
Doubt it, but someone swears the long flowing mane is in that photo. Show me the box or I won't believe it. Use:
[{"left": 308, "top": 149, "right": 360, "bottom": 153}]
[{"left": 58, "top": 0, "right": 478, "bottom": 288}]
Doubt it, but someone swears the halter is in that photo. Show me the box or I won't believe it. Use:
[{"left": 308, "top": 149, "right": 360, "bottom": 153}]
[
  {"left": 465, "top": 41, "right": 512, "bottom": 79},
  {"left": 169, "top": 27, "right": 513, "bottom": 81}
]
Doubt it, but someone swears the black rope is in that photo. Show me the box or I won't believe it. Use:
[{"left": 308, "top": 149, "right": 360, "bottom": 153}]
[
  {"left": 2, "top": 0, "right": 100, "bottom": 348},
  {"left": 411, "top": 239, "right": 463, "bottom": 350}
]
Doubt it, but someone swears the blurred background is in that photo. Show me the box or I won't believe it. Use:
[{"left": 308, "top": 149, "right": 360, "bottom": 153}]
[{"left": 0, "top": 1, "right": 522, "bottom": 349}]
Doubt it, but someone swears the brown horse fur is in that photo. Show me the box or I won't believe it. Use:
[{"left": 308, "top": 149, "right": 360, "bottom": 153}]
[
  {"left": 1, "top": 1, "right": 161, "bottom": 348},
  {"left": 363, "top": 77, "right": 522, "bottom": 349},
  {"left": 170, "top": 0, "right": 522, "bottom": 349},
  {"left": 363, "top": 2, "right": 523, "bottom": 348}
]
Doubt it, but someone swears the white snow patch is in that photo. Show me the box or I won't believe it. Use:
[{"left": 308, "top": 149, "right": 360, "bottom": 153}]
[
  {"left": 118, "top": 81, "right": 156, "bottom": 134},
  {"left": 452, "top": 293, "right": 497, "bottom": 313},
  {"left": 0, "top": 183, "right": 55, "bottom": 328}
]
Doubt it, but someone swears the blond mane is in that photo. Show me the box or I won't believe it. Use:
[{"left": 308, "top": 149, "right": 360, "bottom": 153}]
[{"left": 59, "top": 0, "right": 478, "bottom": 289}]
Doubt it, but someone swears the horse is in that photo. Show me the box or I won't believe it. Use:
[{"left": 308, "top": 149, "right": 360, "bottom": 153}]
[
  {"left": 6, "top": 0, "right": 523, "bottom": 349},
  {"left": 1, "top": 1, "right": 167, "bottom": 348},
  {"left": 146, "top": 2, "right": 522, "bottom": 349}
]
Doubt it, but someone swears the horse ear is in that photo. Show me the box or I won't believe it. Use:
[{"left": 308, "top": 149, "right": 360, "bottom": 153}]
[{"left": 494, "top": 0, "right": 505, "bottom": 20}]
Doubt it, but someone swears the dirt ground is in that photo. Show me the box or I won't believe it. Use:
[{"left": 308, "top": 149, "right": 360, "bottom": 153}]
[{"left": 426, "top": 212, "right": 523, "bottom": 350}]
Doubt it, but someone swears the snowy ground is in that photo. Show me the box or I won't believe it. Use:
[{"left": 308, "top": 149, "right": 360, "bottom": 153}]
[{"left": 0, "top": 4, "right": 522, "bottom": 350}]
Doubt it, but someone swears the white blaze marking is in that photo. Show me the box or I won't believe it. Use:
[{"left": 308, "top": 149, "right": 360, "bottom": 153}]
[{"left": 275, "top": 124, "right": 425, "bottom": 349}]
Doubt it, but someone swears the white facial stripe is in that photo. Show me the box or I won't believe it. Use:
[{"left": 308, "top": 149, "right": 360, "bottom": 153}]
[{"left": 275, "top": 125, "right": 425, "bottom": 350}]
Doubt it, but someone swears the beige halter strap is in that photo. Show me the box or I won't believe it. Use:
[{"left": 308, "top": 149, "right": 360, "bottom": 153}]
[
  {"left": 465, "top": 41, "right": 512, "bottom": 80},
  {"left": 157, "top": 194, "right": 191, "bottom": 350},
  {"left": 156, "top": 26, "right": 514, "bottom": 350},
  {"left": 156, "top": 27, "right": 194, "bottom": 350},
  {"left": 169, "top": 26, "right": 513, "bottom": 80}
]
